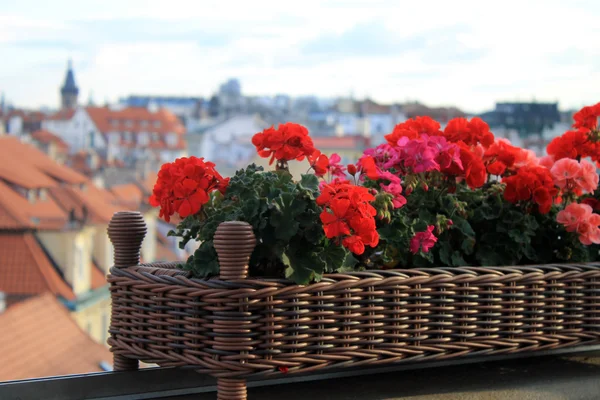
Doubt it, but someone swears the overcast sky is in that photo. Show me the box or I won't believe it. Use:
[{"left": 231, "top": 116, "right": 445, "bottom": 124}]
[{"left": 1, "top": 0, "right": 599, "bottom": 113}]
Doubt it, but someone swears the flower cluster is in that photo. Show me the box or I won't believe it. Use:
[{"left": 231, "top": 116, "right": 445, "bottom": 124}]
[
  {"left": 149, "top": 157, "right": 229, "bottom": 222},
  {"left": 557, "top": 203, "right": 600, "bottom": 245},
  {"left": 155, "top": 102, "right": 600, "bottom": 285},
  {"left": 252, "top": 122, "right": 316, "bottom": 165},
  {"left": 550, "top": 158, "right": 598, "bottom": 195},
  {"left": 573, "top": 103, "right": 600, "bottom": 131},
  {"left": 503, "top": 166, "right": 557, "bottom": 214},
  {"left": 317, "top": 180, "right": 379, "bottom": 255},
  {"left": 384, "top": 116, "right": 442, "bottom": 143},
  {"left": 484, "top": 139, "right": 537, "bottom": 176},
  {"left": 442, "top": 117, "right": 495, "bottom": 148}
]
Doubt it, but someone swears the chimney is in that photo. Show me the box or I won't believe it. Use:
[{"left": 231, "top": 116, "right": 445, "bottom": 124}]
[{"left": 0, "top": 291, "right": 6, "bottom": 314}]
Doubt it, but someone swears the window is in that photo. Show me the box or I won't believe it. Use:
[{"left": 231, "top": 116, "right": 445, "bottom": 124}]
[
  {"left": 140, "top": 120, "right": 148, "bottom": 127},
  {"left": 153, "top": 120, "right": 161, "bottom": 128},
  {"left": 111, "top": 119, "right": 118, "bottom": 127},
  {"left": 125, "top": 120, "right": 133, "bottom": 127},
  {"left": 152, "top": 133, "right": 159, "bottom": 142},
  {"left": 38, "top": 188, "right": 47, "bottom": 201},
  {"left": 27, "top": 190, "right": 36, "bottom": 204}
]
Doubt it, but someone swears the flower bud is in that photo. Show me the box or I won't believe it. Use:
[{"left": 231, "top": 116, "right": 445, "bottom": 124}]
[{"left": 348, "top": 164, "right": 357, "bottom": 176}]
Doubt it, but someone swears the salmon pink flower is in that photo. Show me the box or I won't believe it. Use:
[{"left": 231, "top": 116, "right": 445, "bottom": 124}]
[
  {"left": 551, "top": 158, "right": 582, "bottom": 190},
  {"left": 575, "top": 159, "right": 599, "bottom": 193},
  {"left": 557, "top": 202, "right": 593, "bottom": 232}
]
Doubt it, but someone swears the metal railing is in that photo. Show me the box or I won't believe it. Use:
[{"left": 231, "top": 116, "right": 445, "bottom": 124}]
[{"left": 1, "top": 344, "right": 600, "bottom": 400}]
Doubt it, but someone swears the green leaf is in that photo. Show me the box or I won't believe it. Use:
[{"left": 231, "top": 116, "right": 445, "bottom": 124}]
[
  {"left": 452, "top": 217, "right": 475, "bottom": 237},
  {"left": 283, "top": 246, "right": 326, "bottom": 285},
  {"left": 461, "top": 237, "right": 476, "bottom": 255},
  {"left": 299, "top": 174, "right": 320, "bottom": 192},
  {"left": 508, "top": 229, "right": 530, "bottom": 244},
  {"left": 451, "top": 251, "right": 466, "bottom": 266},
  {"left": 322, "top": 244, "right": 347, "bottom": 272},
  {"left": 504, "top": 210, "right": 524, "bottom": 225},
  {"left": 183, "top": 241, "right": 219, "bottom": 278},
  {"left": 270, "top": 192, "right": 305, "bottom": 241},
  {"left": 439, "top": 241, "right": 452, "bottom": 266},
  {"left": 341, "top": 251, "right": 359, "bottom": 271}
]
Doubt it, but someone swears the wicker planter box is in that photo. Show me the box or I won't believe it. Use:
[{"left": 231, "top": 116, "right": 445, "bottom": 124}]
[{"left": 107, "top": 212, "right": 600, "bottom": 400}]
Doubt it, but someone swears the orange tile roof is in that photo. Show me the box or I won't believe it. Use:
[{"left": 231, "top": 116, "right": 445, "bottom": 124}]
[
  {"left": 0, "top": 180, "right": 67, "bottom": 230},
  {"left": 86, "top": 106, "right": 185, "bottom": 135},
  {"left": 0, "top": 136, "right": 87, "bottom": 187},
  {"left": 31, "top": 129, "right": 69, "bottom": 152},
  {"left": 48, "top": 184, "right": 124, "bottom": 225},
  {"left": 0, "top": 196, "right": 31, "bottom": 230},
  {"left": 45, "top": 108, "right": 76, "bottom": 121},
  {"left": 0, "top": 293, "right": 111, "bottom": 381},
  {"left": 0, "top": 233, "right": 75, "bottom": 300},
  {"left": 111, "top": 183, "right": 143, "bottom": 207}
]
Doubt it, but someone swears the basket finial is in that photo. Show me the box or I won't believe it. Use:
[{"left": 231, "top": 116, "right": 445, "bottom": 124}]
[
  {"left": 107, "top": 211, "right": 147, "bottom": 268},
  {"left": 214, "top": 221, "right": 256, "bottom": 280}
]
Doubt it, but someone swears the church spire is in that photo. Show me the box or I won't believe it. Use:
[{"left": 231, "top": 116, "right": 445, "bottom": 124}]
[{"left": 60, "top": 59, "right": 79, "bottom": 110}]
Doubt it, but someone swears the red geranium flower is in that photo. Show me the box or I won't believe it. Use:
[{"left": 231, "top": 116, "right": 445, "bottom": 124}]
[
  {"left": 385, "top": 116, "right": 442, "bottom": 145},
  {"left": 443, "top": 117, "right": 495, "bottom": 148},
  {"left": 252, "top": 122, "right": 316, "bottom": 165},
  {"left": 503, "top": 166, "right": 557, "bottom": 214},
  {"left": 318, "top": 180, "right": 379, "bottom": 255},
  {"left": 149, "top": 157, "right": 228, "bottom": 222},
  {"left": 573, "top": 103, "right": 600, "bottom": 131}
]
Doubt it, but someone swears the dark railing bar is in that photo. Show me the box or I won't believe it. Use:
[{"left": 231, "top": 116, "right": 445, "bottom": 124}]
[{"left": 2, "top": 344, "right": 600, "bottom": 400}]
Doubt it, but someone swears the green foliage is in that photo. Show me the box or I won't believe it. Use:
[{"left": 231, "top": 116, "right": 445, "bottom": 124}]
[
  {"left": 171, "top": 165, "right": 352, "bottom": 285},
  {"left": 168, "top": 164, "right": 594, "bottom": 285}
]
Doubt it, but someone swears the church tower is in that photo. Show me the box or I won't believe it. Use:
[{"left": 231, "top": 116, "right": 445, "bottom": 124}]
[{"left": 60, "top": 59, "right": 79, "bottom": 110}]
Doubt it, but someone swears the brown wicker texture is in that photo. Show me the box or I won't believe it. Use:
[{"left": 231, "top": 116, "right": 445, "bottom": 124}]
[{"left": 107, "top": 213, "right": 600, "bottom": 398}]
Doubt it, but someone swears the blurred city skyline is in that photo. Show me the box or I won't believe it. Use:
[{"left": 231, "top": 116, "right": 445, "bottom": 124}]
[{"left": 1, "top": 0, "right": 599, "bottom": 112}]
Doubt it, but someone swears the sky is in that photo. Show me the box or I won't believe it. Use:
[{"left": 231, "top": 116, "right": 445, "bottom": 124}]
[{"left": 1, "top": 0, "right": 599, "bottom": 113}]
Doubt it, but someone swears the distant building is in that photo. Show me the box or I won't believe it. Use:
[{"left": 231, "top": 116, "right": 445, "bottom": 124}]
[
  {"left": 479, "top": 102, "right": 561, "bottom": 137},
  {"left": 43, "top": 106, "right": 187, "bottom": 173},
  {"left": 120, "top": 95, "right": 205, "bottom": 127},
  {"left": 1, "top": 109, "right": 46, "bottom": 136},
  {"left": 60, "top": 60, "right": 79, "bottom": 110},
  {"left": 218, "top": 78, "right": 244, "bottom": 116},
  {"left": 30, "top": 129, "right": 70, "bottom": 164},
  {"left": 188, "top": 114, "right": 268, "bottom": 177}
]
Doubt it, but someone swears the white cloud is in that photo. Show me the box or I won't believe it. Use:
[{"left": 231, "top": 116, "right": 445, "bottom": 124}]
[{"left": 0, "top": 0, "right": 599, "bottom": 112}]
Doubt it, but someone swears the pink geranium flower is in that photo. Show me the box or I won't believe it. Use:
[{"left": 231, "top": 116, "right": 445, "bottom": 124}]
[
  {"left": 557, "top": 202, "right": 593, "bottom": 232},
  {"left": 402, "top": 136, "right": 440, "bottom": 173},
  {"left": 575, "top": 159, "right": 599, "bottom": 193},
  {"left": 327, "top": 153, "right": 347, "bottom": 178},
  {"left": 409, "top": 225, "right": 438, "bottom": 254},
  {"left": 551, "top": 158, "right": 582, "bottom": 190}
]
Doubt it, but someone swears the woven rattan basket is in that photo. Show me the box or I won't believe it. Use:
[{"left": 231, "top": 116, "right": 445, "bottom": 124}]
[{"left": 107, "top": 211, "right": 600, "bottom": 400}]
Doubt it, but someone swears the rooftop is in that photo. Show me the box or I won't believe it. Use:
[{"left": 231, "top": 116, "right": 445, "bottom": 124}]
[
  {"left": 30, "top": 129, "right": 70, "bottom": 153},
  {"left": 0, "top": 233, "right": 75, "bottom": 301},
  {"left": 0, "top": 293, "right": 110, "bottom": 381}
]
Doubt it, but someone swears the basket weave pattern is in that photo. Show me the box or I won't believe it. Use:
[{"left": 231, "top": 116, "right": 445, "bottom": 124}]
[
  {"left": 107, "top": 212, "right": 600, "bottom": 399},
  {"left": 108, "top": 262, "right": 600, "bottom": 377}
]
